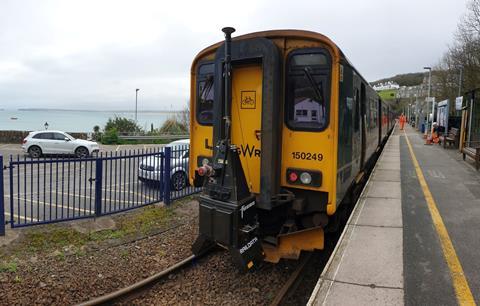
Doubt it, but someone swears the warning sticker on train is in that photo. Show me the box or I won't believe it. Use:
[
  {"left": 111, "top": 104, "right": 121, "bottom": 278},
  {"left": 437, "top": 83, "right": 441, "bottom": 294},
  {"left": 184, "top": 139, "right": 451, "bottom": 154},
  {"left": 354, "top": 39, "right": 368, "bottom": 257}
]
[{"left": 240, "top": 91, "right": 256, "bottom": 109}]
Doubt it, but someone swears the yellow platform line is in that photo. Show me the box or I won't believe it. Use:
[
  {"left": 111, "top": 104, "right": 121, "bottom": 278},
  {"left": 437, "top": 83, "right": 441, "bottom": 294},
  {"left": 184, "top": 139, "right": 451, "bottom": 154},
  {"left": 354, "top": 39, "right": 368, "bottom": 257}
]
[{"left": 404, "top": 130, "right": 476, "bottom": 306}]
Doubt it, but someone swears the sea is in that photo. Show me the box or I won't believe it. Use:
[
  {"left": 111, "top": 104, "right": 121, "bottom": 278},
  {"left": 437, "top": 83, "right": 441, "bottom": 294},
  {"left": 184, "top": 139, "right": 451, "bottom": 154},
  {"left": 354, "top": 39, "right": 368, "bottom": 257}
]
[{"left": 0, "top": 109, "right": 176, "bottom": 133}]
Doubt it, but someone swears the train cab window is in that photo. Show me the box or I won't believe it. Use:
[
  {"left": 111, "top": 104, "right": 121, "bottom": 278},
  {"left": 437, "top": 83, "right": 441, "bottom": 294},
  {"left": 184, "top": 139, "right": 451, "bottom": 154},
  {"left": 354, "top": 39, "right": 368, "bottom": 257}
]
[
  {"left": 196, "top": 63, "right": 215, "bottom": 125},
  {"left": 286, "top": 49, "right": 331, "bottom": 131}
]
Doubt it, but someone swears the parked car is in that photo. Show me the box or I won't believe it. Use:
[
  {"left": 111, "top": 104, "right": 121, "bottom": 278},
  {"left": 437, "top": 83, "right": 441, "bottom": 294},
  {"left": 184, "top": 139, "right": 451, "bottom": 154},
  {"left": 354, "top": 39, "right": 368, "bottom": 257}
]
[
  {"left": 22, "top": 130, "right": 100, "bottom": 158},
  {"left": 138, "top": 139, "right": 190, "bottom": 191}
]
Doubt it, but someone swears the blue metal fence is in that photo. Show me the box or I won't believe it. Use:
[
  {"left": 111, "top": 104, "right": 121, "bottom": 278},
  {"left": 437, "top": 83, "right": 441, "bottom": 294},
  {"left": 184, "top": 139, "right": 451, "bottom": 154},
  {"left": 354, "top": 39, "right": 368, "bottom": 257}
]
[
  {"left": 0, "top": 145, "right": 200, "bottom": 233},
  {"left": 0, "top": 156, "right": 5, "bottom": 236}
]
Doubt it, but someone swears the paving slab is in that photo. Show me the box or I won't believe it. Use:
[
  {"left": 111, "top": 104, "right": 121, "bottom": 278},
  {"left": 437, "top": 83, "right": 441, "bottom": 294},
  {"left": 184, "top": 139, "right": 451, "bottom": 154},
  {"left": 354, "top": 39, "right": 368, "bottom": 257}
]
[
  {"left": 376, "top": 161, "right": 401, "bottom": 171},
  {"left": 371, "top": 169, "right": 401, "bottom": 182},
  {"left": 364, "top": 181, "right": 401, "bottom": 199},
  {"left": 333, "top": 225, "right": 403, "bottom": 288},
  {"left": 318, "top": 281, "right": 403, "bottom": 306},
  {"left": 355, "top": 197, "right": 402, "bottom": 227},
  {"left": 378, "top": 156, "right": 400, "bottom": 163}
]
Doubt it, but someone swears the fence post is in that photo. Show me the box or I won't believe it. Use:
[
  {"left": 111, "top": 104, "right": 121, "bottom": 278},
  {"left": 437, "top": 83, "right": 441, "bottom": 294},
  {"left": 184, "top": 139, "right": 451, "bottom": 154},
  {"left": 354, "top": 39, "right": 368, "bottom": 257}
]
[
  {"left": 94, "top": 158, "right": 103, "bottom": 216},
  {"left": 0, "top": 156, "right": 5, "bottom": 236},
  {"left": 164, "top": 147, "right": 171, "bottom": 205}
]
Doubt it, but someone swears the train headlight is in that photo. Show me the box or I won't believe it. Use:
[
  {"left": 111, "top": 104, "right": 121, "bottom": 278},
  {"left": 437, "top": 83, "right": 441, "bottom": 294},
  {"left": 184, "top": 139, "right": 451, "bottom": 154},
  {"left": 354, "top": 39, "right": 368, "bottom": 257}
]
[
  {"left": 300, "top": 172, "right": 312, "bottom": 185},
  {"left": 286, "top": 168, "right": 322, "bottom": 187}
]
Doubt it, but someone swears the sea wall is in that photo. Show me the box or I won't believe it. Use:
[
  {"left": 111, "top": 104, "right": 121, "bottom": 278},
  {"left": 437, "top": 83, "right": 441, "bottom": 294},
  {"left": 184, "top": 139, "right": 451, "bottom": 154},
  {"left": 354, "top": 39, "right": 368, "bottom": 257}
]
[{"left": 0, "top": 130, "right": 88, "bottom": 143}]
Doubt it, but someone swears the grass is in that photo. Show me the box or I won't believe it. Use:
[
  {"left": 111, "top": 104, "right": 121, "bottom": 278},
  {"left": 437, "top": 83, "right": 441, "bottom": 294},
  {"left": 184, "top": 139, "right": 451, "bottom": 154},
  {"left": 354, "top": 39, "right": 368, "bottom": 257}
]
[
  {"left": 378, "top": 89, "right": 397, "bottom": 101},
  {"left": 5, "top": 204, "right": 176, "bottom": 257},
  {"left": 0, "top": 261, "right": 18, "bottom": 273}
]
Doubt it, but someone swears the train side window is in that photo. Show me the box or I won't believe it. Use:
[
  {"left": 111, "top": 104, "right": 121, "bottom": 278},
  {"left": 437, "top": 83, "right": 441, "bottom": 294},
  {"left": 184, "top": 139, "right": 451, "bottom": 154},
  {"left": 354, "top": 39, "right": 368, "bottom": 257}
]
[
  {"left": 286, "top": 49, "right": 331, "bottom": 131},
  {"left": 354, "top": 89, "right": 360, "bottom": 132},
  {"left": 196, "top": 63, "right": 215, "bottom": 125}
]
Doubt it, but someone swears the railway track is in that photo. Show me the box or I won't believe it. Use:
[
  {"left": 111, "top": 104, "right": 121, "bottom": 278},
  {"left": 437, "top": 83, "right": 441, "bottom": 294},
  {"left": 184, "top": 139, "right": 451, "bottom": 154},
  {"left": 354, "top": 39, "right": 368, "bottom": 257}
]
[
  {"left": 74, "top": 131, "right": 389, "bottom": 306},
  {"left": 74, "top": 176, "right": 372, "bottom": 306},
  {"left": 76, "top": 250, "right": 213, "bottom": 306}
]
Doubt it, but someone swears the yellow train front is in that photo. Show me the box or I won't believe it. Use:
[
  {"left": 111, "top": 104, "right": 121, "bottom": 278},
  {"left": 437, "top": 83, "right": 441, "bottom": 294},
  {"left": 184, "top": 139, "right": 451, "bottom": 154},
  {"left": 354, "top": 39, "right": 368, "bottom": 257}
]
[{"left": 189, "top": 28, "right": 394, "bottom": 270}]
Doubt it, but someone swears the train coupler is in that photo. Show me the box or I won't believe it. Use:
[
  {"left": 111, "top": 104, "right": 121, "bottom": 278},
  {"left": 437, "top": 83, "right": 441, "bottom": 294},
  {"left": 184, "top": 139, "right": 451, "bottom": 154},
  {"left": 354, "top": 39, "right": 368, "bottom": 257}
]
[{"left": 192, "top": 195, "right": 264, "bottom": 271}]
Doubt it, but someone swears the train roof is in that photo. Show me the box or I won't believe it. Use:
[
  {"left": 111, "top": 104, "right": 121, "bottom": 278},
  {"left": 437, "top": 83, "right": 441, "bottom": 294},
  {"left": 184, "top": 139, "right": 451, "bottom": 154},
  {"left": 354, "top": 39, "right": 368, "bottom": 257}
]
[{"left": 192, "top": 29, "right": 372, "bottom": 94}]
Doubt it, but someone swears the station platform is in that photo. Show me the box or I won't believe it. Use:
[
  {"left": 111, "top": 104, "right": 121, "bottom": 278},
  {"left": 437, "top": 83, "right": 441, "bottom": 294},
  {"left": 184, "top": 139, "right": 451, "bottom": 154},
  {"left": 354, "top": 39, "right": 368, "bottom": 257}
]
[{"left": 308, "top": 125, "right": 480, "bottom": 306}]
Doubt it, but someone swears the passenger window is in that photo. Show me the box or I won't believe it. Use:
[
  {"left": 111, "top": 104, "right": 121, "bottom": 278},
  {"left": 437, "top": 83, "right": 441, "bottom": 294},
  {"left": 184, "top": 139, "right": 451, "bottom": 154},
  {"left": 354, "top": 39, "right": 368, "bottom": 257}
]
[
  {"left": 53, "top": 133, "right": 66, "bottom": 140},
  {"left": 196, "top": 63, "right": 215, "bottom": 125},
  {"left": 34, "top": 133, "right": 53, "bottom": 140},
  {"left": 286, "top": 50, "right": 331, "bottom": 131}
]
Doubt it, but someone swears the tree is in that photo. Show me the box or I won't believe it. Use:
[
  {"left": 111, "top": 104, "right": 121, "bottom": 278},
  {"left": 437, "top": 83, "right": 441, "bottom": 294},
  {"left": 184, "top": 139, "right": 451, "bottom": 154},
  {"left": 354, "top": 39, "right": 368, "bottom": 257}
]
[
  {"left": 92, "top": 125, "right": 101, "bottom": 141},
  {"left": 177, "top": 103, "right": 190, "bottom": 131},
  {"left": 104, "top": 116, "right": 142, "bottom": 134},
  {"left": 430, "top": 0, "right": 480, "bottom": 114},
  {"left": 443, "top": 0, "right": 480, "bottom": 93},
  {"left": 159, "top": 117, "right": 188, "bottom": 134}
]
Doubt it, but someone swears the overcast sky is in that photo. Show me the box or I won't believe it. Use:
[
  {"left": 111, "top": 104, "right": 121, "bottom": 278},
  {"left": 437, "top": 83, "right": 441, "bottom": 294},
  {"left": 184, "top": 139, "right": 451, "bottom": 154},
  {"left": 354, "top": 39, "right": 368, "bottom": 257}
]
[{"left": 0, "top": 0, "right": 468, "bottom": 110}]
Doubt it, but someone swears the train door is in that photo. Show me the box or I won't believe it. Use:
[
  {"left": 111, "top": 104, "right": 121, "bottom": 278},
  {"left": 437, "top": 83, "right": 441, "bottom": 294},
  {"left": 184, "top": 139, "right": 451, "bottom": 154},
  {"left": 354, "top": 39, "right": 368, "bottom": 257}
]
[
  {"left": 378, "top": 98, "right": 382, "bottom": 146},
  {"left": 352, "top": 76, "right": 361, "bottom": 172},
  {"left": 360, "top": 83, "right": 367, "bottom": 169},
  {"left": 231, "top": 64, "right": 263, "bottom": 194}
]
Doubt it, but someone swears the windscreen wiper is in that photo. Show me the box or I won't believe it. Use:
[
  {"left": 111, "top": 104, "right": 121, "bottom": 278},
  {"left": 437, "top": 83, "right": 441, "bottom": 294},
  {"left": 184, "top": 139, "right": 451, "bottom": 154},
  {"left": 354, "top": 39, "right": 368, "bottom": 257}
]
[
  {"left": 303, "top": 67, "right": 325, "bottom": 119},
  {"left": 199, "top": 75, "right": 214, "bottom": 103}
]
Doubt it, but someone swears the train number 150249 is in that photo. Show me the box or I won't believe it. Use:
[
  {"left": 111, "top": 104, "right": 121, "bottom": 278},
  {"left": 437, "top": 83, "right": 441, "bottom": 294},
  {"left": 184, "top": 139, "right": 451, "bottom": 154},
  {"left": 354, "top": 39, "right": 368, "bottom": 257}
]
[{"left": 291, "top": 152, "right": 323, "bottom": 161}]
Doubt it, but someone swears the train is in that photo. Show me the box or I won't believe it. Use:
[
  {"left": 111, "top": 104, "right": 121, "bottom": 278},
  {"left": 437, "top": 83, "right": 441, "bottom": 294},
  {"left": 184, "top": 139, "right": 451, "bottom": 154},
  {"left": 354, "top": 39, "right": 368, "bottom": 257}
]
[{"left": 188, "top": 28, "right": 395, "bottom": 270}]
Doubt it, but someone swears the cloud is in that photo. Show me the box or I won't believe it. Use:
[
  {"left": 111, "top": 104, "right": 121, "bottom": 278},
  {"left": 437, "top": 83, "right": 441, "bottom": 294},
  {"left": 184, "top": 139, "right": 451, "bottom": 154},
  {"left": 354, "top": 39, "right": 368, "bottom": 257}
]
[{"left": 0, "top": 0, "right": 469, "bottom": 109}]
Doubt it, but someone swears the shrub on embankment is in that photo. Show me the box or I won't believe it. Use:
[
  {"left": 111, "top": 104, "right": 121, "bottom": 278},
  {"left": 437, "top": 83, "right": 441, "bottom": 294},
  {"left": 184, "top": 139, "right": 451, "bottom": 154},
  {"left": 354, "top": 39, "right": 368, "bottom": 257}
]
[{"left": 99, "top": 115, "right": 189, "bottom": 145}]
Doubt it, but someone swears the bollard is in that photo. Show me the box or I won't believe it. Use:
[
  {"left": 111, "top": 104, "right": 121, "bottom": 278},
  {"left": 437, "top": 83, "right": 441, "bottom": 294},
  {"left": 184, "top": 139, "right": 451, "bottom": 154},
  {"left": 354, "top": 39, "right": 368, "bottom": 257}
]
[
  {"left": 0, "top": 156, "right": 5, "bottom": 236},
  {"left": 164, "top": 147, "right": 171, "bottom": 205}
]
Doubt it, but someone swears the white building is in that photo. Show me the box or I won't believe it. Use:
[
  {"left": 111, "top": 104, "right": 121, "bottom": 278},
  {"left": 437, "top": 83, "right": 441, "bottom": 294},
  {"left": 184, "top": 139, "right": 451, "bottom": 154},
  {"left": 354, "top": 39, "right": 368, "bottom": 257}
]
[
  {"left": 294, "top": 98, "right": 324, "bottom": 124},
  {"left": 373, "top": 81, "right": 400, "bottom": 91}
]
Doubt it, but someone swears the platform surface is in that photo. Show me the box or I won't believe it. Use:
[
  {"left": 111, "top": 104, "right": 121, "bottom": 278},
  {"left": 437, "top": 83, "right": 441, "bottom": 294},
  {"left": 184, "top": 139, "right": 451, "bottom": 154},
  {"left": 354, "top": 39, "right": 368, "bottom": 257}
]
[{"left": 309, "top": 125, "right": 480, "bottom": 305}]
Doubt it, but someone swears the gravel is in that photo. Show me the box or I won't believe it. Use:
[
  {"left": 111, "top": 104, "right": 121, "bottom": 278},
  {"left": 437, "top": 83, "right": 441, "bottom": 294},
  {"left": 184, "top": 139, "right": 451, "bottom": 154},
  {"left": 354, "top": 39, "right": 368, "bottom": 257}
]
[
  {"left": 0, "top": 198, "right": 307, "bottom": 306},
  {"left": 0, "top": 200, "right": 200, "bottom": 305},
  {"left": 126, "top": 250, "right": 300, "bottom": 305}
]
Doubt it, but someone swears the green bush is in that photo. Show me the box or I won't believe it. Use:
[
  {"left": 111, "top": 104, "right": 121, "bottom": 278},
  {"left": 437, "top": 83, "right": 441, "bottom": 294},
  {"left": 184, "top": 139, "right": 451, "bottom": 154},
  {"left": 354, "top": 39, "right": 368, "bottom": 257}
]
[
  {"left": 101, "top": 128, "right": 119, "bottom": 144},
  {"left": 104, "top": 116, "right": 142, "bottom": 134}
]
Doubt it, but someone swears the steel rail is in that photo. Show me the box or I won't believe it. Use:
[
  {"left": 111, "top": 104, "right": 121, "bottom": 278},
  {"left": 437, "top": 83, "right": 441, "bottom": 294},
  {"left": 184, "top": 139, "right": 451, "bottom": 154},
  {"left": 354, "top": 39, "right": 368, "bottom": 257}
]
[
  {"left": 75, "top": 254, "right": 197, "bottom": 306},
  {"left": 269, "top": 252, "right": 314, "bottom": 306}
]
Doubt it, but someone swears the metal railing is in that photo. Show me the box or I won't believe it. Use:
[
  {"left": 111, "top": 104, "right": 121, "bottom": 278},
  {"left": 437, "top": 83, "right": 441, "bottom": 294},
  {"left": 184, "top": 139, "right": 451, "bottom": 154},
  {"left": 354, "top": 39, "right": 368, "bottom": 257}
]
[
  {"left": 118, "top": 134, "right": 189, "bottom": 140},
  {"left": 0, "top": 146, "right": 200, "bottom": 233}
]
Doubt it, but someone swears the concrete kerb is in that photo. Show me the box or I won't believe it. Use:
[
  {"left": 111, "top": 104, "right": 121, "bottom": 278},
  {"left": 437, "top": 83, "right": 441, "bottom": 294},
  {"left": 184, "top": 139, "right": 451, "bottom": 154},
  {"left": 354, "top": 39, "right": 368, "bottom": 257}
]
[
  {"left": 307, "top": 126, "right": 398, "bottom": 305},
  {"left": 0, "top": 228, "right": 19, "bottom": 246}
]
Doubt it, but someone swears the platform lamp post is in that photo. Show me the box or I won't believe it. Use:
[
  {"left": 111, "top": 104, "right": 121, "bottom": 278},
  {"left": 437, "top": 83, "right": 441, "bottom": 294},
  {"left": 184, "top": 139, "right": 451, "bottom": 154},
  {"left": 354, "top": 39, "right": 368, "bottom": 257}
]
[
  {"left": 135, "top": 88, "right": 140, "bottom": 122},
  {"left": 424, "top": 67, "right": 432, "bottom": 136}
]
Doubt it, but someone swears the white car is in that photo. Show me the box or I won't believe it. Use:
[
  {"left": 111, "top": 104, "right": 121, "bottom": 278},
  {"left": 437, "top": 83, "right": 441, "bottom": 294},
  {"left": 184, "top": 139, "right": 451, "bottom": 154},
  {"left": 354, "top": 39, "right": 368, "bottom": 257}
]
[
  {"left": 138, "top": 139, "right": 189, "bottom": 191},
  {"left": 22, "top": 130, "right": 100, "bottom": 158}
]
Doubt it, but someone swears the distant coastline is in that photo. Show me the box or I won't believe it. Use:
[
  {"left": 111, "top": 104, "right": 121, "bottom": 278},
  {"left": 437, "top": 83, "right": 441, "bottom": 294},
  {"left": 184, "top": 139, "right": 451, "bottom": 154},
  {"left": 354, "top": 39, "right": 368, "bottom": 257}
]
[
  {"left": 17, "top": 108, "right": 181, "bottom": 113},
  {"left": 0, "top": 109, "right": 174, "bottom": 132}
]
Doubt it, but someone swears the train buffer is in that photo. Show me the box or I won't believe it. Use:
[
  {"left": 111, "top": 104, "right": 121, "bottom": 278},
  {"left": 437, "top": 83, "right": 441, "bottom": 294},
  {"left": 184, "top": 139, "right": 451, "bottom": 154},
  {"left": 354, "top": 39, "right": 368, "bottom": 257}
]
[{"left": 308, "top": 124, "right": 480, "bottom": 305}]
